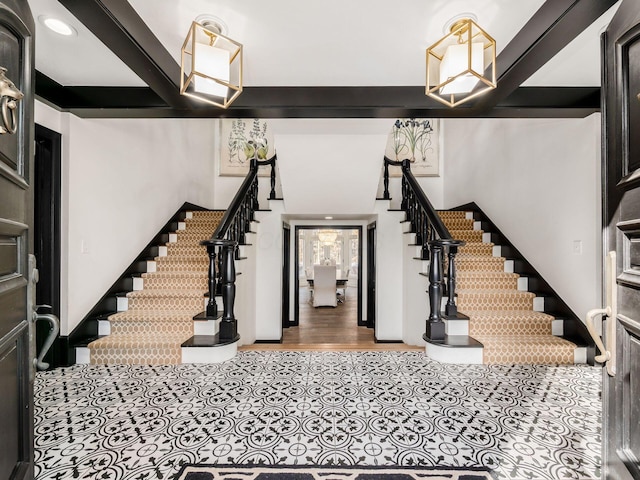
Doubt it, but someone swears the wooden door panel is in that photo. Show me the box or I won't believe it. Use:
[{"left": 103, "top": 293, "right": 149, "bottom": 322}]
[
  {"left": 604, "top": 1, "right": 640, "bottom": 478},
  {"left": 0, "top": 2, "right": 34, "bottom": 480},
  {"left": 617, "top": 314, "right": 640, "bottom": 477}
]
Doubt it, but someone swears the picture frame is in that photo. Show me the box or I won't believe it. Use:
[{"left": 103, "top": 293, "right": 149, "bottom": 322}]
[
  {"left": 219, "top": 118, "right": 274, "bottom": 177},
  {"left": 384, "top": 118, "right": 440, "bottom": 177}
]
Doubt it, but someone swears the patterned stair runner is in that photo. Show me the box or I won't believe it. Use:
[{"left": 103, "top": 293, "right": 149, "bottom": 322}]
[
  {"left": 88, "top": 210, "right": 224, "bottom": 364},
  {"left": 438, "top": 211, "right": 577, "bottom": 364}
]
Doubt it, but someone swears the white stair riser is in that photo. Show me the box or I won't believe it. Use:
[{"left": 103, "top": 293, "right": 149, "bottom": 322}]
[
  {"left": 185, "top": 212, "right": 193, "bottom": 219},
  {"left": 157, "top": 246, "right": 167, "bottom": 257},
  {"left": 194, "top": 319, "right": 220, "bottom": 336},
  {"left": 465, "top": 212, "right": 474, "bottom": 220},
  {"left": 117, "top": 297, "right": 128, "bottom": 311},
  {"left": 504, "top": 260, "right": 514, "bottom": 273},
  {"left": 146, "top": 260, "right": 157, "bottom": 273},
  {"left": 76, "top": 347, "right": 90, "bottom": 364},
  {"left": 552, "top": 319, "right": 564, "bottom": 336},
  {"left": 533, "top": 297, "right": 545, "bottom": 312},
  {"left": 473, "top": 221, "right": 482, "bottom": 231},
  {"left": 168, "top": 233, "right": 177, "bottom": 243},
  {"left": 517, "top": 277, "right": 528, "bottom": 291},
  {"left": 492, "top": 246, "right": 501, "bottom": 257},
  {"left": 98, "top": 320, "right": 111, "bottom": 335},
  {"left": 178, "top": 221, "right": 186, "bottom": 230},
  {"left": 482, "top": 232, "right": 492, "bottom": 243},
  {"left": 445, "top": 319, "right": 469, "bottom": 336},
  {"left": 132, "top": 277, "right": 144, "bottom": 291},
  {"left": 574, "top": 348, "right": 587, "bottom": 364}
]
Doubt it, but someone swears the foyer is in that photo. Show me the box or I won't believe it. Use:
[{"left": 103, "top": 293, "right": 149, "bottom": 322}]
[{"left": 34, "top": 351, "right": 601, "bottom": 480}]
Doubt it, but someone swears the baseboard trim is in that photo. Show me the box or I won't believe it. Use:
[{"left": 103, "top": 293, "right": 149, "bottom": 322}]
[
  {"left": 254, "top": 339, "right": 283, "bottom": 344},
  {"left": 374, "top": 338, "right": 403, "bottom": 344}
]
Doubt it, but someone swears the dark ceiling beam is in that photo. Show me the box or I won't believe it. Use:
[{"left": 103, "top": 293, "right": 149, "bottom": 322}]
[
  {"left": 58, "top": 0, "right": 191, "bottom": 108},
  {"left": 35, "top": 72, "right": 599, "bottom": 118},
  {"left": 473, "top": 0, "right": 618, "bottom": 110}
]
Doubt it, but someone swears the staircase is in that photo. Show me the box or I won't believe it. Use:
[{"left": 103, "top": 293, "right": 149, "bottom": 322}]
[
  {"left": 84, "top": 210, "right": 226, "bottom": 364},
  {"left": 436, "top": 210, "right": 583, "bottom": 365}
]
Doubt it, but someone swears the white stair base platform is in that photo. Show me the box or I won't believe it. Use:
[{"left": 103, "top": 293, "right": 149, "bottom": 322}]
[
  {"left": 181, "top": 341, "right": 237, "bottom": 364},
  {"left": 425, "top": 341, "right": 483, "bottom": 364},
  {"left": 574, "top": 348, "right": 587, "bottom": 364}
]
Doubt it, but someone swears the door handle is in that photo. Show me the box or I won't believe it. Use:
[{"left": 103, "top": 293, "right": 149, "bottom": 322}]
[
  {"left": 0, "top": 67, "right": 24, "bottom": 135},
  {"left": 34, "top": 312, "right": 60, "bottom": 371},
  {"left": 584, "top": 251, "right": 617, "bottom": 376}
]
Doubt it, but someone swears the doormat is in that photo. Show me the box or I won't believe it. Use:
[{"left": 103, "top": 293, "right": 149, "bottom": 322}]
[{"left": 175, "top": 464, "right": 495, "bottom": 480}]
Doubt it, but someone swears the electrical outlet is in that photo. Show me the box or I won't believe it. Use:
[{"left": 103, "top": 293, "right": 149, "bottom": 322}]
[
  {"left": 573, "top": 240, "right": 582, "bottom": 255},
  {"left": 81, "top": 239, "right": 90, "bottom": 254}
]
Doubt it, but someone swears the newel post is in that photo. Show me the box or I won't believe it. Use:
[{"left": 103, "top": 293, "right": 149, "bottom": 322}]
[
  {"left": 425, "top": 240, "right": 445, "bottom": 341},
  {"left": 219, "top": 240, "right": 240, "bottom": 341}
]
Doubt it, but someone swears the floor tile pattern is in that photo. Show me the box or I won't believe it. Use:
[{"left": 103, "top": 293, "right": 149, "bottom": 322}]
[{"left": 34, "top": 351, "right": 602, "bottom": 480}]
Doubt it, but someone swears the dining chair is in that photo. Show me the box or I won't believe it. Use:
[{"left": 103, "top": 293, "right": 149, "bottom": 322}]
[{"left": 312, "top": 265, "right": 337, "bottom": 307}]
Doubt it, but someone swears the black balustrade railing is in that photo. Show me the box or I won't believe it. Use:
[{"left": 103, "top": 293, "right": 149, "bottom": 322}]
[
  {"left": 200, "top": 155, "right": 277, "bottom": 340},
  {"left": 383, "top": 156, "right": 464, "bottom": 341}
]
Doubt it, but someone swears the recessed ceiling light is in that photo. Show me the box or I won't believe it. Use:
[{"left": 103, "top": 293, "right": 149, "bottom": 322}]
[
  {"left": 324, "top": 216, "right": 333, "bottom": 220},
  {"left": 39, "top": 16, "right": 77, "bottom": 36}
]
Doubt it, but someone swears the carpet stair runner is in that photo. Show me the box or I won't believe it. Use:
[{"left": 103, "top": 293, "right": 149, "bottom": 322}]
[
  {"left": 87, "top": 210, "right": 224, "bottom": 364},
  {"left": 437, "top": 210, "right": 578, "bottom": 364}
]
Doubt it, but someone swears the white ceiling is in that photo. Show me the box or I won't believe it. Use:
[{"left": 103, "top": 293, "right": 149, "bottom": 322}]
[{"left": 28, "top": 0, "right": 621, "bottom": 90}]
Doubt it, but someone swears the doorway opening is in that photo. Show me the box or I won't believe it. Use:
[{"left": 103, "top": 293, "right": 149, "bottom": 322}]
[
  {"left": 286, "top": 225, "right": 370, "bottom": 345},
  {"left": 34, "top": 124, "right": 62, "bottom": 367}
]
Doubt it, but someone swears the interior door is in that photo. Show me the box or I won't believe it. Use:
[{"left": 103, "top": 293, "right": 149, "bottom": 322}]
[
  {"left": 603, "top": 1, "right": 640, "bottom": 478},
  {"left": 366, "top": 223, "right": 376, "bottom": 329},
  {"left": 0, "top": 2, "right": 34, "bottom": 480}
]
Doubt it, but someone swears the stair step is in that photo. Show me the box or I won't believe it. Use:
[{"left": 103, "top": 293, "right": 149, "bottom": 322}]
[
  {"left": 473, "top": 334, "right": 578, "bottom": 364},
  {"left": 456, "top": 271, "right": 519, "bottom": 290},
  {"left": 126, "top": 289, "right": 205, "bottom": 311},
  {"left": 423, "top": 334, "right": 484, "bottom": 364},
  {"left": 141, "top": 271, "right": 207, "bottom": 290},
  {"left": 458, "top": 242, "right": 494, "bottom": 256},
  {"left": 464, "top": 310, "right": 554, "bottom": 336},
  {"left": 455, "top": 256, "right": 505, "bottom": 272},
  {"left": 448, "top": 229, "right": 484, "bottom": 242},
  {"left": 88, "top": 333, "right": 191, "bottom": 364},
  {"left": 436, "top": 210, "right": 468, "bottom": 220},
  {"left": 441, "top": 218, "right": 475, "bottom": 230},
  {"left": 456, "top": 289, "right": 536, "bottom": 311},
  {"left": 181, "top": 334, "right": 239, "bottom": 363}
]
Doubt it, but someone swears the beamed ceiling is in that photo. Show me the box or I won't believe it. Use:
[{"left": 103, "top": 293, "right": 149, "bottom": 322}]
[{"left": 30, "top": 0, "right": 621, "bottom": 119}]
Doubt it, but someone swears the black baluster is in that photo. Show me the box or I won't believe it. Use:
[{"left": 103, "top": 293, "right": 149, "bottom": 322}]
[
  {"left": 205, "top": 244, "right": 217, "bottom": 317},
  {"left": 269, "top": 160, "right": 276, "bottom": 199},
  {"left": 401, "top": 175, "right": 408, "bottom": 211},
  {"left": 445, "top": 242, "right": 464, "bottom": 317},
  {"left": 383, "top": 161, "right": 390, "bottom": 200},
  {"left": 422, "top": 217, "right": 430, "bottom": 260}
]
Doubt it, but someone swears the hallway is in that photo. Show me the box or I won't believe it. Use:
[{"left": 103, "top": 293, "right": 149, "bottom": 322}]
[{"left": 34, "top": 351, "right": 601, "bottom": 480}]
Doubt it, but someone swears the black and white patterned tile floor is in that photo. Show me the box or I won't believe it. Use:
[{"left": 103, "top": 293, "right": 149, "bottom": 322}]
[{"left": 34, "top": 351, "right": 602, "bottom": 480}]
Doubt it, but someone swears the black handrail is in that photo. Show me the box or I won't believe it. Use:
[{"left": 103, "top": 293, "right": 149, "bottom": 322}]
[
  {"left": 198, "top": 154, "right": 278, "bottom": 336},
  {"left": 383, "top": 156, "right": 464, "bottom": 341},
  {"left": 211, "top": 154, "right": 277, "bottom": 241}
]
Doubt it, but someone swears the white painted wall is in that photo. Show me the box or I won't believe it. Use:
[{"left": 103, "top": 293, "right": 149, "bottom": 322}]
[
  {"left": 35, "top": 101, "right": 218, "bottom": 335},
  {"left": 372, "top": 201, "right": 405, "bottom": 341},
  {"left": 254, "top": 201, "right": 285, "bottom": 341},
  {"left": 443, "top": 114, "right": 602, "bottom": 321}
]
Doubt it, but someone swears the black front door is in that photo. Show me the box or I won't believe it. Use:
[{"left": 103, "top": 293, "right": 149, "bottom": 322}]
[
  {"left": 0, "top": 2, "right": 35, "bottom": 480},
  {"left": 603, "top": 1, "right": 640, "bottom": 477}
]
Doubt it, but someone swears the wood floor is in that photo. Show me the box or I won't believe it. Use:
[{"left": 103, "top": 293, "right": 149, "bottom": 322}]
[{"left": 241, "top": 287, "right": 422, "bottom": 352}]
